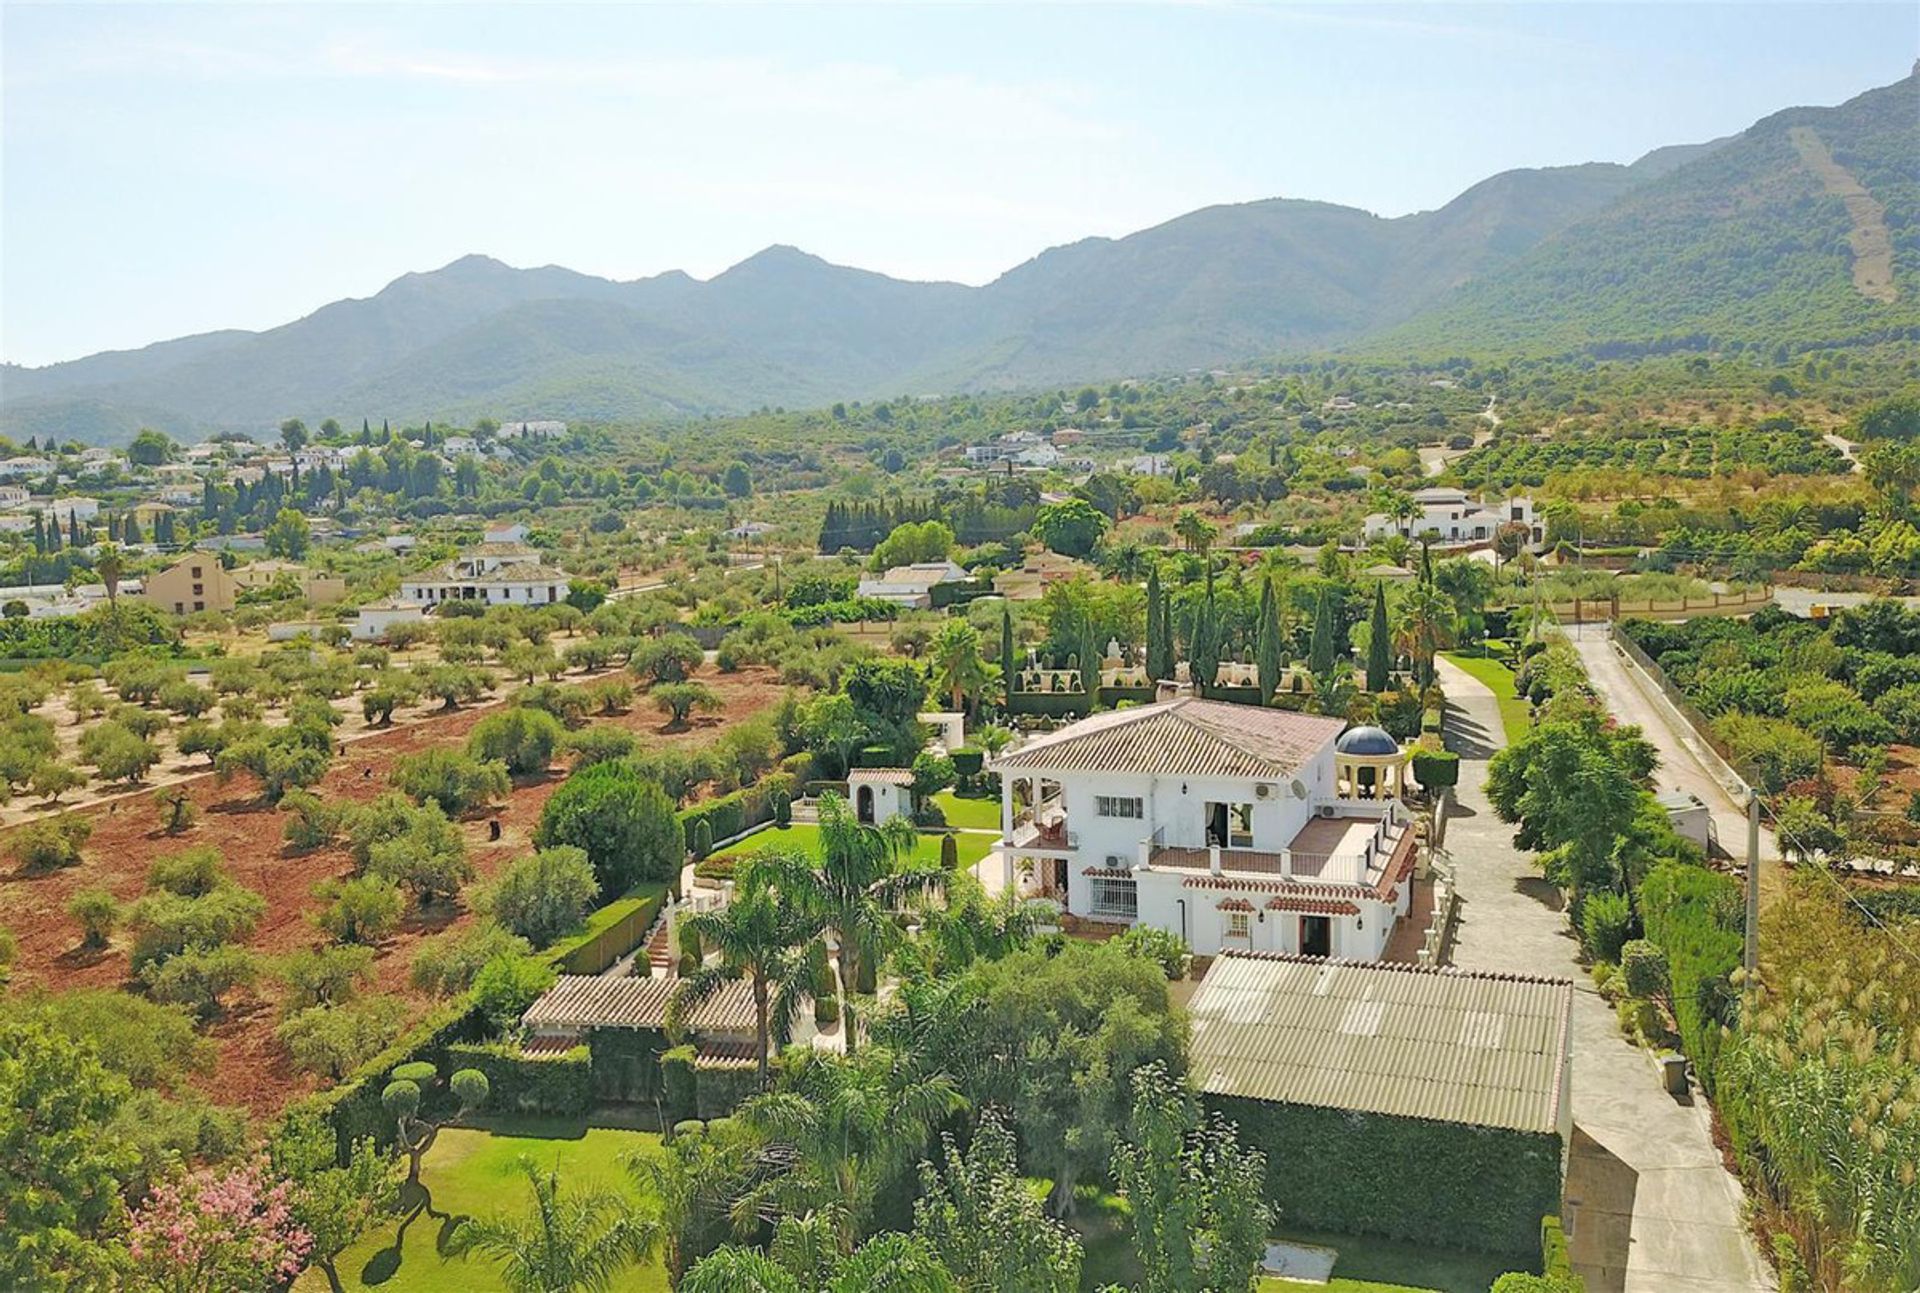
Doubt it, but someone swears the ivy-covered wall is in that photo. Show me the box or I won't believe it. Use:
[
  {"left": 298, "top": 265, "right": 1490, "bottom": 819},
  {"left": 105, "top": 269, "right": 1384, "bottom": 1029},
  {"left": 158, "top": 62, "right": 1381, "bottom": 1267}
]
[
  {"left": 1208, "top": 1094, "right": 1563, "bottom": 1256},
  {"left": 590, "top": 1027, "right": 666, "bottom": 1104}
]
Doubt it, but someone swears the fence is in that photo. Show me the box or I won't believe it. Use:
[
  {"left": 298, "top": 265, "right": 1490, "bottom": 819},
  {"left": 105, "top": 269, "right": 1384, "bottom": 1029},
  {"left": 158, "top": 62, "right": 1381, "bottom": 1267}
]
[
  {"left": 1501, "top": 586, "right": 1773, "bottom": 624},
  {"left": 1605, "top": 623, "right": 1753, "bottom": 802}
]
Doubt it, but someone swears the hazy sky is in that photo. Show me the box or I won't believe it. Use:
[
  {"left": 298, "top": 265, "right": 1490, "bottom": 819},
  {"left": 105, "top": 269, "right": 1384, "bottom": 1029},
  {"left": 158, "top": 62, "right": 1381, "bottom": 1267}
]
[{"left": 2, "top": 2, "right": 1913, "bottom": 367}]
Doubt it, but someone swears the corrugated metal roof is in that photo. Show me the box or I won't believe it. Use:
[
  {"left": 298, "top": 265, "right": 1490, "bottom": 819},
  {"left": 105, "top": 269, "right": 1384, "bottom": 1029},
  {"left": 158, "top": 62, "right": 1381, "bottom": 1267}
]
[
  {"left": 992, "top": 699, "right": 1343, "bottom": 779},
  {"left": 521, "top": 975, "right": 759, "bottom": 1033},
  {"left": 1189, "top": 952, "right": 1573, "bottom": 1135}
]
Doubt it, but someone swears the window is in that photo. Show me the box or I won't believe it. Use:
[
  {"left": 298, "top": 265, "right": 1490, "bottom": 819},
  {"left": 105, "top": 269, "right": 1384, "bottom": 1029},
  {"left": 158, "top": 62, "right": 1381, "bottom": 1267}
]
[
  {"left": 191, "top": 566, "right": 203, "bottom": 578},
  {"left": 1225, "top": 909, "right": 1251, "bottom": 939},
  {"left": 192, "top": 601, "right": 204, "bottom": 612},
  {"left": 1096, "top": 795, "right": 1143, "bottom": 819},
  {"left": 1088, "top": 872, "right": 1138, "bottom": 919}
]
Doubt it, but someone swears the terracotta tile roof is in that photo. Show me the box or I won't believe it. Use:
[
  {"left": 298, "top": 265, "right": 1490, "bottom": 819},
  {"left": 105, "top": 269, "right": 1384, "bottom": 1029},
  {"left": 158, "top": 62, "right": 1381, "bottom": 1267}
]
[
  {"left": 1263, "top": 895, "right": 1362, "bottom": 916},
  {"left": 1216, "top": 897, "right": 1255, "bottom": 912},
  {"left": 1181, "top": 874, "right": 1379, "bottom": 904},
  {"left": 521, "top": 975, "right": 759, "bottom": 1033},
  {"left": 992, "top": 699, "right": 1344, "bottom": 779},
  {"left": 847, "top": 768, "right": 914, "bottom": 786},
  {"left": 1189, "top": 952, "right": 1574, "bottom": 1135}
]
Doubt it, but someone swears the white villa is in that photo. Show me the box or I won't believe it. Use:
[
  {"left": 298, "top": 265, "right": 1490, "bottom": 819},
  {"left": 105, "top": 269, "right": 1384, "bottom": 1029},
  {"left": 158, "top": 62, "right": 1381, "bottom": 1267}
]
[
  {"left": 1362, "top": 487, "right": 1541, "bottom": 547},
  {"left": 400, "top": 540, "right": 572, "bottom": 608},
  {"left": 992, "top": 699, "right": 1418, "bottom": 961},
  {"left": 856, "top": 560, "right": 971, "bottom": 609}
]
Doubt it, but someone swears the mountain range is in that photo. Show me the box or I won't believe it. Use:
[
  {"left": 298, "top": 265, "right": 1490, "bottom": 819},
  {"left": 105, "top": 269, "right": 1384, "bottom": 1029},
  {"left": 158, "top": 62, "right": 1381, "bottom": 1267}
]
[{"left": 3, "top": 71, "right": 1914, "bottom": 444}]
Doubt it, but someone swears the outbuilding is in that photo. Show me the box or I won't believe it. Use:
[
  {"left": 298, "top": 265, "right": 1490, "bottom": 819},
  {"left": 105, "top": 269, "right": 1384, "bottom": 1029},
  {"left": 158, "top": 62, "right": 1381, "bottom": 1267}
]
[
  {"left": 847, "top": 767, "right": 915, "bottom": 827},
  {"left": 1189, "top": 951, "right": 1574, "bottom": 1256}
]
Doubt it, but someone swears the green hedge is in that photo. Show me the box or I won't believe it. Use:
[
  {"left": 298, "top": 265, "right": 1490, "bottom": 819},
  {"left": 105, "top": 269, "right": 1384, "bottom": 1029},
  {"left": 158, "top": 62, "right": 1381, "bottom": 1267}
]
[
  {"left": 552, "top": 883, "right": 669, "bottom": 976},
  {"left": 1209, "top": 1095, "right": 1562, "bottom": 1256},
  {"left": 1541, "top": 1215, "right": 1580, "bottom": 1285},
  {"left": 444, "top": 1041, "right": 591, "bottom": 1115},
  {"left": 694, "top": 1060, "right": 758, "bottom": 1120},
  {"left": 1410, "top": 749, "right": 1460, "bottom": 790},
  {"left": 1008, "top": 691, "right": 1093, "bottom": 718},
  {"left": 590, "top": 1028, "right": 666, "bottom": 1104},
  {"left": 661, "top": 1045, "right": 697, "bottom": 1124},
  {"left": 679, "top": 783, "right": 773, "bottom": 852},
  {"left": 1638, "top": 861, "right": 1743, "bottom": 1096},
  {"left": 286, "top": 999, "right": 484, "bottom": 1158}
]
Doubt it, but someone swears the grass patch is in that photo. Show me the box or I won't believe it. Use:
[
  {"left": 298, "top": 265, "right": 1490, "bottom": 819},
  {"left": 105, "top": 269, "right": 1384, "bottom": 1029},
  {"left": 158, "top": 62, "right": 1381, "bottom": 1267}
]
[
  {"left": 1441, "top": 650, "right": 1531, "bottom": 744},
  {"left": 932, "top": 789, "right": 1003, "bottom": 831},
  {"left": 295, "top": 1118, "right": 667, "bottom": 1293},
  {"left": 699, "top": 821, "right": 994, "bottom": 881}
]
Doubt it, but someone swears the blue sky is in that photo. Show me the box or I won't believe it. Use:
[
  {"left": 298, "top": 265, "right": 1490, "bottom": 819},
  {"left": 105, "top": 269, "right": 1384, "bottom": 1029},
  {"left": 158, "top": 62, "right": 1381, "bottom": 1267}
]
[{"left": 3, "top": 2, "right": 1913, "bottom": 367}]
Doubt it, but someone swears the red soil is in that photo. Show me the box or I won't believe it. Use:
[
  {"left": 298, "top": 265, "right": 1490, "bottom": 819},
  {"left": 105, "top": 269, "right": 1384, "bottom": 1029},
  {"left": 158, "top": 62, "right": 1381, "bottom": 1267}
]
[{"left": 0, "top": 665, "right": 784, "bottom": 1121}]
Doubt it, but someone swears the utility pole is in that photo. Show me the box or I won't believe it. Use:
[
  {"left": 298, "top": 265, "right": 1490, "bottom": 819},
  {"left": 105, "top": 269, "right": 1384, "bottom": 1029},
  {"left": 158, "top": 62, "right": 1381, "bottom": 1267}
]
[{"left": 1745, "top": 788, "right": 1761, "bottom": 976}]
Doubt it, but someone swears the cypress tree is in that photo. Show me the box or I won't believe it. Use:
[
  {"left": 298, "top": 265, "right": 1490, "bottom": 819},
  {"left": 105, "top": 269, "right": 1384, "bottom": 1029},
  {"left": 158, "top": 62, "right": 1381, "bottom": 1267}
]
[
  {"left": 1255, "top": 575, "right": 1281, "bottom": 704},
  {"left": 69, "top": 513, "right": 83, "bottom": 548},
  {"left": 1079, "top": 620, "right": 1101, "bottom": 701},
  {"left": 1191, "top": 584, "right": 1220, "bottom": 698},
  {"left": 1308, "top": 587, "right": 1335, "bottom": 678},
  {"left": 123, "top": 513, "right": 143, "bottom": 546},
  {"left": 1001, "top": 607, "right": 1017, "bottom": 706},
  {"left": 1146, "top": 565, "right": 1172, "bottom": 682},
  {"left": 31, "top": 513, "right": 44, "bottom": 555},
  {"left": 1367, "top": 582, "right": 1391, "bottom": 693}
]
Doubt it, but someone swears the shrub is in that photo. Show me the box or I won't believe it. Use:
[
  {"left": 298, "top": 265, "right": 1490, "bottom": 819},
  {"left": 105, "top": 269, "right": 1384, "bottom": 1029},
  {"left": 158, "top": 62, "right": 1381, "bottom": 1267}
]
[
  {"left": 148, "top": 845, "right": 226, "bottom": 898},
  {"left": 79, "top": 721, "right": 161, "bottom": 784},
  {"left": 278, "top": 998, "right": 410, "bottom": 1079},
  {"left": 470, "top": 954, "right": 556, "bottom": 1037},
  {"left": 312, "top": 876, "right": 404, "bottom": 946},
  {"left": 390, "top": 749, "right": 510, "bottom": 816},
  {"left": 1578, "top": 890, "right": 1634, "bottom": 963},
  {"left": 536, "top": 762, "right": 684, "bottom": 895},
  {"left": 484, "top": 847, "right": 598, "bottom": 949},
  {"left": 1619, "top": 939, "right": 1670, "bottom": 1002},
  {"left": 630, "top": 634, "right": 703, "bottom": 687},
  {"left": 653, "top": 681, "right": 720, "bottom": 727},
  {"left": 690, "top": 818, "right": 714, "bottom": 860},
  {"left": 661, "top": 1044, "right": 697, "bottom": 1124},
  {"left": 127, "top": 886, "right": 267, "bottom": 972},
  {"left": 278, "top": 944, "right": 376, "bottom": 1011},
  {"left": 31, "top": 761, "right": 88, "bottom": 804},
  {"left": 1115, "top": 925, "right": 1193, "bottom": 980},
  {"left": 365, "top": 802, "right": 472, "bottom": 907},
  {"left": 1638, "top": 862, "right": 1743, "bottom": 1092},
  {"left": 68, "top": 889, "right": 121, "bottom": 950},
  {"left": 410, "top": 923, "right": 533, "bottom": 997},
  {"left": 12, "top": 812, "right": 92, "bottom": 871},
  {"left": 141, "top": 945, "right": 260, "bottom": 1020},
  {"left": 152, "top": 785, "right": 197, "bottom": 833},
  {"left": 1410, "top": 749, "right": 1460, "bottom": 791},
  {"left": 468, "top": 708, "right": 565, "bottom": 777},
  {"left": 950, "top": 746, "right": 984, "bottom": 784},
  {"left": 280, "top": 790, "right": 344, "bottom": 850},
  {"left": 19, "top": 988, "right": 210, "bottom": 1088},
  {"left": 940, "top": 833, "right": 958, "bottom": 869},
  {"left": 1713, "top": 713, "right": 1823, "bottom": 793},
  {"left": 562, "top": 724, "right": 639, "bottom": 768}
]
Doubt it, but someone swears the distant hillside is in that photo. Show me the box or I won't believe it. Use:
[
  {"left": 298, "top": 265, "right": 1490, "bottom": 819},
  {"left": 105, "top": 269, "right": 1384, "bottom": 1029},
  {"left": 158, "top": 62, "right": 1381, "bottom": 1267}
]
[
  {"left": 1374, "top": 73, "right": 1920, "bottom": 358},
  {"left": 4, "top": 71, "right": 1913, "bottom": 443}
]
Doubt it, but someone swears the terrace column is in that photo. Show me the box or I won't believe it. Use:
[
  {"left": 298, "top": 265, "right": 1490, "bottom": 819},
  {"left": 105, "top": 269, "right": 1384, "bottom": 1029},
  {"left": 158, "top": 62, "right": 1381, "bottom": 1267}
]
[
  {"left": 1000, "top": 773, "right": 1016, "bottom": 893},
  {"left": 1209, "top": 844, "right": 1222, "bottom": 876}
]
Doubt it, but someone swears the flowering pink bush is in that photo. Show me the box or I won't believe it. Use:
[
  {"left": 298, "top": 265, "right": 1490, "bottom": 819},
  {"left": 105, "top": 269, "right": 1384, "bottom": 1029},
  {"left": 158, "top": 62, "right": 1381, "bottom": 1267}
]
[{"left": 126, "top": 1157, "right": 314, "bottom": 1292}]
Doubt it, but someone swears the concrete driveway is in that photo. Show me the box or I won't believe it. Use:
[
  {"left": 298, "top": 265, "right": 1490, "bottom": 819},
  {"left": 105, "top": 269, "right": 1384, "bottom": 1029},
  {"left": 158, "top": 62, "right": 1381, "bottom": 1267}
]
[
  {"left": 1564, "top": 624, "right": 1776, "bottom": 869},
  {"left": 1434, "top": 658, "right": 1773, "bottom": 1292}
]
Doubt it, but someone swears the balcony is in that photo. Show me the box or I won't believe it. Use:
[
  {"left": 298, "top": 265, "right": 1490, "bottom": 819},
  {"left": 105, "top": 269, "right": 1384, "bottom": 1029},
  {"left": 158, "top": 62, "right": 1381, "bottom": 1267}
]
[
  {"left": 1006, "top": 799, "right": 1077, "bottom": 855},
  {"left": 1144, "top": 804, "right": 1414, "bottom": 891}
]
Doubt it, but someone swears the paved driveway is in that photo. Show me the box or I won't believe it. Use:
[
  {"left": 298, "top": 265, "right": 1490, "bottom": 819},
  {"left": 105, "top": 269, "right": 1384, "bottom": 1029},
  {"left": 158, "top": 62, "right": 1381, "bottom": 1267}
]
[
  {"left": 1564, "top": 624, "right": 1777, "bottom": 869},
  {"left": 1435, "top": 658, "right": 1773, "bottom": 1293}
]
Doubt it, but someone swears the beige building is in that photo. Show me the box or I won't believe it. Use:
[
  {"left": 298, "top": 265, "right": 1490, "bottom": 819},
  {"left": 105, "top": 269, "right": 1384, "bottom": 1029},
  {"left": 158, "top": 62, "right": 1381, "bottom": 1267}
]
[{"left": 143, "top": 555, "right": 346, "bottom": 615}]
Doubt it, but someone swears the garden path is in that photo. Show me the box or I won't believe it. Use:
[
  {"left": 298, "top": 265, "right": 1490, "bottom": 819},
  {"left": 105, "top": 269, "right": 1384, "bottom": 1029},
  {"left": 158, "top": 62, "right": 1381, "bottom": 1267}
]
[{"left": 1435, "top": 657, "right": 1773, "bottom": 1293}]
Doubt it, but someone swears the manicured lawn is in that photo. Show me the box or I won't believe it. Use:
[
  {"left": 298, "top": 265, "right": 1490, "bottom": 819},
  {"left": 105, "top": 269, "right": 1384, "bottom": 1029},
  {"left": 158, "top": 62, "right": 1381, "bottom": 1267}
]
[
  {"left": 1441, "top": 650, "right": 1532, "bottom": 745},
  {"left": 702, "top": 822, "right": 994, "bottom": 877},
  {"left": 932, "top": 789, "right": 1003, "bottom": 831},
  {"left": 296, "top": 1118, "right": 667, "bottom": 1292}
]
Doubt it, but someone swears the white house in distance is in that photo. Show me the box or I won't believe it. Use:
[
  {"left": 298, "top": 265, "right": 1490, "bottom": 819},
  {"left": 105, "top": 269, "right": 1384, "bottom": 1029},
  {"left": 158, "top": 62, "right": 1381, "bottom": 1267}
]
[
  {"left": 1362, "top": 487, "right": 1541, "bottom": 547},
  {"left": 353, "top": 598, "right": 428, "bottom": 641},
  {"left": 991, "top": 699, "right": 1418, "bottom": 961},
  {"left": 400, "top": 540, "right": 572, "bottom": 608},
  {"left": 856, "top": 560, "right": 971, "bottom": 610}
]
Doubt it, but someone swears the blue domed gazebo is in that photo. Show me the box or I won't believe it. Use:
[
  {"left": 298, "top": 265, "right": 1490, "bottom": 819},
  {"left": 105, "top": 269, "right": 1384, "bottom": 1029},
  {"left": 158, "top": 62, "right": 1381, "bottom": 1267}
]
[{"left": 1334, "top": 724, "right": 1406, "bottom": 800}]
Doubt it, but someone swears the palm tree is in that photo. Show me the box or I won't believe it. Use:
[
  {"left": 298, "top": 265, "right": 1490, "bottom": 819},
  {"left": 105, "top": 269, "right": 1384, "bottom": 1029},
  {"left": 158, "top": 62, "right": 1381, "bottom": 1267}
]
[
  {"left": 735, "top": 1049, "right": 965, "bottom": 1252},
  {"left": 94, "top": 542, "right": 123, "bottom": 611},
  {"left": 751, "top": 793, "right": 944, "bottom": 1055},
  {"left": 449, "top": 1157, "right": 658, "bottom": 1293},
  {"left": 1172, "top": 510, "right": 1215, "bottom": 554},
  {"left": 671, "top": 882, "right": 816, "bottom": 1082},
  {"left": 927, "top": 620, "right": 991, "bottom": 715},
  {"left": 1395, "top": 580, "right": 1457, "bottom": 688}
]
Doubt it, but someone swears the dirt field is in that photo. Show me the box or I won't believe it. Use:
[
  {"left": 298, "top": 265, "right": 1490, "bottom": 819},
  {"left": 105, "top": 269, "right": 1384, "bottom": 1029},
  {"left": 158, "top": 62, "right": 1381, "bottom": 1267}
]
[{"left": 0, "top": 664, "right": 784, "bottom": 1120}]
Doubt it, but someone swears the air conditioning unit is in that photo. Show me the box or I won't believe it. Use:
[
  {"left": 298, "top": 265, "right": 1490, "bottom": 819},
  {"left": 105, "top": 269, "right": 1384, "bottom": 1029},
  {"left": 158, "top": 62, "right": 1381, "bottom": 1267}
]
[
  {"left": 1317, "top": 805, "right": 1337, "bottom": 819},
  {"left": 1291, "top": 779, "right": 1309, "bottom": 801},
  {"left": 1104, "top": 855, "right": 1126, "bottom": 869},
  {"left": 1254, "top": 784, "right": 1273, "bottom": 800}
]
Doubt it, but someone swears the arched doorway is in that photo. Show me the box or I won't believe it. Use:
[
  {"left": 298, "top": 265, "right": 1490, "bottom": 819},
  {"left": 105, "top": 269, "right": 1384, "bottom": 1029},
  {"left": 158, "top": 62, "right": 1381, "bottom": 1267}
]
[{"left": 856, "top": 784, "right": 875, "bottom": 825}]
